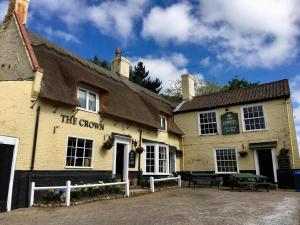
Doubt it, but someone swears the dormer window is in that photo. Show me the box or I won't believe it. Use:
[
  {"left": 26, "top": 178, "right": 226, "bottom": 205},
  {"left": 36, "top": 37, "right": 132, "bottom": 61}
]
[
  {"left": 78, "top": 88, "right": 99, "bottom": 113},
  {"left": 160, "top": 115, "right": 167, "bottom": 131}
]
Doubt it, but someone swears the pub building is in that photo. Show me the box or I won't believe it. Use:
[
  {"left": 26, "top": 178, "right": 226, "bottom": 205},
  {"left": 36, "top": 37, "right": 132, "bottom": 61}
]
[{"left": 0, "top": 0, "right": 299, "bottom": 212}]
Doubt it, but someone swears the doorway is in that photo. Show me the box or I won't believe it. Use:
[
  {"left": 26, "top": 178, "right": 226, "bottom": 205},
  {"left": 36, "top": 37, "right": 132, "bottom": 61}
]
[
  {"left": 255, "top": 149, "right": 277, "bottom": 182},
  {"left": 112, "top": 136, "right": 129, "bottom": 181},
  {"left": 116, "top": 143, "right": 125, "bottom": 180},
  {"left": 0, "top": 136, "right": 19, "bottom": 212}
]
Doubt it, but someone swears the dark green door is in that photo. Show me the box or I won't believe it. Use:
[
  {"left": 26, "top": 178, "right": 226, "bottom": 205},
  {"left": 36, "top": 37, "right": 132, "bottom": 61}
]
[{"left": 0, "top": 144, "right": 14, "bottom": 212}]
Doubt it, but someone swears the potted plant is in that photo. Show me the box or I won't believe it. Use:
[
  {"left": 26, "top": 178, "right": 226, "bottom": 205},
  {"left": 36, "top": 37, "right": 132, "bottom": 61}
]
[
  {"left": 136, "top": 146, "right": 144, "bottom": 154},
  {"left": 239, "top": 151, "right": 248, "bottom": 157},
  {"left": 102, "top": 136, "right": 115, "bottom": 150}
]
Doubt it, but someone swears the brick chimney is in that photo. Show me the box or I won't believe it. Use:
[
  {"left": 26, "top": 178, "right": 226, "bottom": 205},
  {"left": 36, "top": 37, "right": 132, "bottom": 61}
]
[
  {"left": 181, "top": 73, "right": 195, "bottom": 100},
  {"left": 13, "top": 0, "right": 30, "bottom": 25},
  {"left": 111, "top": 48, "right": 130, "bottom": 79}
]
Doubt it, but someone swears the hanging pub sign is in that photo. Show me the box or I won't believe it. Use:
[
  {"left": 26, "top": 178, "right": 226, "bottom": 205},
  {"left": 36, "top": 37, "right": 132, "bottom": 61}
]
[
  {"left": 129, "top": 150, "right": 136, "bottom": 168},
  {"left": 221, "top": 112, "right": 240, "bottom": 135}
]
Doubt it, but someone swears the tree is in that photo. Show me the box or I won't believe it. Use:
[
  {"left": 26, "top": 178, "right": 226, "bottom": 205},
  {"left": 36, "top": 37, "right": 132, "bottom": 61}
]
[
  {"left": 130, "top": 62, "right": 162, "bottom": 94},
  {"left": 197, "top": 81, "right": 223, "bottom": 95},
  {"left": 91, "top": 56, "right": 111, "bottom": 70},
  {"left": 221, "top": 76, "right": 259, "bottom": 91}
]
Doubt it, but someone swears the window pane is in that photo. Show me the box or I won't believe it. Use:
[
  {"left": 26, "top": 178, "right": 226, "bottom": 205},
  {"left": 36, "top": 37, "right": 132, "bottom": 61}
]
[
  {"left": 88, "top": 92, "right": 97, "bottom": 112},
  {"left": 66, "top": 137, "right": 93, "bottom": 168},
  {"left": 78, "top": 89, "right": 87, "bottom": 109},
  {"left": 215, "top": 149, "right": 238, "bottom": 173},
  {"left": 243, "top": 105, "right": 265, "bottom": 131},
  {"left": 199, "top": 111, "right": 218, "bottom": 134}
]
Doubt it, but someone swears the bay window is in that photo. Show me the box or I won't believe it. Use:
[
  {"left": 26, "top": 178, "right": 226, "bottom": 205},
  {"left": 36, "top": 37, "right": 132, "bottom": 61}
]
[{"left": 144, "top": 144, "right": 169, "bottom": 175}]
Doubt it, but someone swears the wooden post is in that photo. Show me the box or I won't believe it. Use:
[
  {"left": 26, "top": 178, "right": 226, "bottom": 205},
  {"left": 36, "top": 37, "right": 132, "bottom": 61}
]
[
  {"left": 178, "top": 175, "right": 181, "bottom": 187},
  {"left": 125, "top": 179, "right": 130, "bottom": 197}
]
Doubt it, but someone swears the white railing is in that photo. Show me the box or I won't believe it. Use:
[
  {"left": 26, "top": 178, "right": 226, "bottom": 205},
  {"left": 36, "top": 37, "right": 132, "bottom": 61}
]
[
  {"left": 149, "top": 175, "right": 181, "bottom": 193},
  {"left": 29, "top": 179, "right": 130, "bottom": 207}
]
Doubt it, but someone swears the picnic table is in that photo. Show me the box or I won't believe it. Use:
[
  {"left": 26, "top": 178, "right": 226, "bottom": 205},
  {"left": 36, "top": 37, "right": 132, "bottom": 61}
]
[{"left": 230, "top": 173, "right": 271, "bottom": 192}]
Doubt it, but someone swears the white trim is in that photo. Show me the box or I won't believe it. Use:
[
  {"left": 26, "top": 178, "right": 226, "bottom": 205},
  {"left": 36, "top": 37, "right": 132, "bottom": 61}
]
[
  {"left": 77, "top": 87, "right": 100, "bottom": 113},
  {"left": 112, "top": 136, "right": 130, "bottom": 181},
  {"left": 159, "top": 115, "right": 167, "bottom": 132},
  {"left": 143, "top": 143, "right": 169, "bottom": 175},
  {"left": 254, "top": 148, "right": 278, "bottom": 183},
  {"left": 169, "top": 150, "right": 177, "bottom": 174},
  {"left": 271, "top": 148, "right": 278, "bottom": 183},
  {"left": 64, "top": 136, "right": 95, "bottom": 169},
  {"left": 213, "top": 148, "right": 240, "bottom": 174},
  {"left": 0, "top": 136, "right": 19, "bottom": 212},
  {"left": 240, "top": 103, "right": 267, "bottom": 132},
  {"left": 254, "top": 150, "right": 260, "bottom": 175},
  {"left": 197, "top": 110, "right": 219, "bottom": 136}
]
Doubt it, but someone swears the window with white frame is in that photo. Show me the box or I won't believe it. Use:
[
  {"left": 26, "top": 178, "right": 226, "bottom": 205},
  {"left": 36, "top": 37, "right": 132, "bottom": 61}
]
[
  {"left": 66, "top": 137, "right": 93, "bottom": 168},
  {"left": 198, "top": 111, "right": 218, "bottom": 135},
  {"left": 145, "top": 144, "right": 169, "bottom": 175},
  {"left": 78, "top": 88, "right": 99, "bottom": 113},
  {"left": 145, "top": 145, "right": 155, "bottom": 173},
  {"left": 159, "top": 146, "right": 167, "bottom": 173},
  {"left": 215, "top": 149, "right": 238, "bottom": 173},
  {"left": 242, "top": 104, "right": 266, "bottom": 131},
  {"left": 159, "top": 115, "right": 167, "bottom": 131}
]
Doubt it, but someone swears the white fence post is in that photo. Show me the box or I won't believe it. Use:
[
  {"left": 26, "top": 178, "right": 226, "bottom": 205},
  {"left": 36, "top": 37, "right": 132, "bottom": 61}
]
[
  {"left": 178, "top": 175, "right": 181, "bottom": 187},
  {"left": 65, "top": 180, "right": 71, "bottom": 207},
  {"left": 29, "top": 182, "right": 35, "bottom": 207},
  {"left": 150, "top": 177, "right": 155, "bottom": 193},
  {"left": 125, "top": 179, "right": 130, "bottom": 197}
]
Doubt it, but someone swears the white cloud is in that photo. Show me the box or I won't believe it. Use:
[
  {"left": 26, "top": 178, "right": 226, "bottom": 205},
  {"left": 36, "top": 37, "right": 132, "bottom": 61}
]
[
  {"left": 31, "top": 0, "right": 147, "bottom": 40},
  {"left": 44, "top": 27, "right": 80, "bottom": 43},
  {"left": 200, "top": 57, "right": 211, "bottom": 67},
  {"left": 170, "top": 53, "right": 188, "bottom": 67},
  {"left": 130, "top": 54, "right": 188, "bottom": 90},
  {"left": 0, "top": 0, "right": 8, "bottom": 22},
  {"left": 142, "top": 0, "right": 300, "bottom": 68}
]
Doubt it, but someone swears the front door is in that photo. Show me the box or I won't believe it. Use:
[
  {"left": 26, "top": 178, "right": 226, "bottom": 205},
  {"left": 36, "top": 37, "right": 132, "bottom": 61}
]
[
  {"left": 0, "top": 144, "right": 14, "bottom": 212},
  {"left": 257, "top": 149, "right": 275, "bottom": 182},
  {"left": 116, "top": 143, "right": 125, "bottom": 180}
]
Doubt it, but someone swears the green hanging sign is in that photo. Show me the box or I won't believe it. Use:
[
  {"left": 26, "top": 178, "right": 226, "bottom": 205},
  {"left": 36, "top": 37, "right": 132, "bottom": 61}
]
[{"left": 221, "top": 112, "right": 240, "bottom": 135}]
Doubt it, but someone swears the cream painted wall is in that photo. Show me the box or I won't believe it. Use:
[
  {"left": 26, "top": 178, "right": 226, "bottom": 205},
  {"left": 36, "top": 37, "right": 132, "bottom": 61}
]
[
  {"left": 0, "top": 80, "right": 182, "bottom": 173},
  {"left": 0, "top": 81, "right": 36, "bottom": 170},
  {"left": 175, "top": 99, "right": 300, "bottom": 172}
]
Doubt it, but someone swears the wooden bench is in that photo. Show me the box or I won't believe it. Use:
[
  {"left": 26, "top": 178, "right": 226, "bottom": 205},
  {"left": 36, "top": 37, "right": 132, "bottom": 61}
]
[{"left": 190, "top": 173, "right": 221, "bottom": 188}]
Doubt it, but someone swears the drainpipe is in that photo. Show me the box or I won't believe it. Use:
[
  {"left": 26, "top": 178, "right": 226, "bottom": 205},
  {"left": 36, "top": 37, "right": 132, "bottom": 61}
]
[
  {"left": 30, "top": 105, "right": 41, "bottom": 171},
  {"left": 285, "top": 99, "right": 296, "bottom": 170},
  {"left": 28, "top": 105, "right": 40, "bottom": 206}
]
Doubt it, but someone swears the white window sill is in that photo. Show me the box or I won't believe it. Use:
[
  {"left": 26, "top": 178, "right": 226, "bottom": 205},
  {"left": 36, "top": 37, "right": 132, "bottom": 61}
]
[
  {"left": 65, "top": 166, "right": 93, "bottom": 169},
  {"left": 158, "top": 129, "right": 168, "bottom": 133},
  {"left": 199, "top": 133, "right": 219, "bottom": 136},
  {"left": 143, "top": 172, "right": 170, "bottom": 176},
  {"left": 243, "top": 129, "right": 267, "bottom": 133},
  {"left": 215, "top": 171, "right": 239, "bottom": 174},
  {"left": 77, "top": 107, "right": 99, "bottom": 115}
]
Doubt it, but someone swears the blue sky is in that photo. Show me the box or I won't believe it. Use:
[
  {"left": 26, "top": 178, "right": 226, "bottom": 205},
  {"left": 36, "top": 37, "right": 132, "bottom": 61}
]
[{"left": 0, "top": 0, "right": 299, "bottom": 148}]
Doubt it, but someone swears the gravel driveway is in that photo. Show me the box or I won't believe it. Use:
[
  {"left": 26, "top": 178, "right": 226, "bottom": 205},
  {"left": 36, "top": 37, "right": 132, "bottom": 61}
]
[{"left": 0, "top": 188, "right": 299, "bottom": 225}]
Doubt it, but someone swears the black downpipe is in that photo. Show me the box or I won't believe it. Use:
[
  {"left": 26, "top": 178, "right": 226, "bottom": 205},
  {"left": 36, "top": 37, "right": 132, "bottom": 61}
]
[
  {"left": 27, "top": 106, "right": 40, "bottom": 206},
  {"left": 30, "top": 106, "right": 41, "bottom": 171}
]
